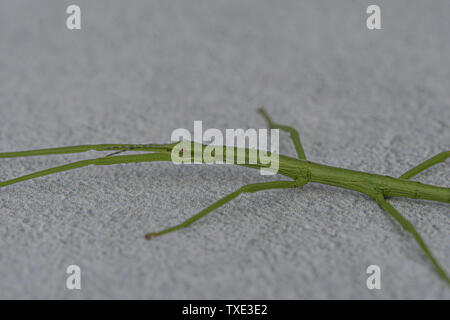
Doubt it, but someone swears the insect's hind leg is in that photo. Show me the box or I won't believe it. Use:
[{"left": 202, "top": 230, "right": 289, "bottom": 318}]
[
  {"left": 375, "top": 194, "right": 449, "bottom": 284},
  {"left": 258, "top": 107, "right": 306, "bottom": 160},
  {"left": 145, "top": 179, "right": 307, "bottom": 239},
  {"left": 399, "top": 151, "right": 449, "bottom": 180}
]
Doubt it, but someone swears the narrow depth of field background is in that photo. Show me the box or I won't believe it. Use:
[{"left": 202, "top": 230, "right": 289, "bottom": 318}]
[{"left": 0, "top": 0, "right": 449, "bottom": 298}]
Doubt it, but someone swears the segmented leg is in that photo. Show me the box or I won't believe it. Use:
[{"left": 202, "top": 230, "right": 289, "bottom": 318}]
[
  {"left": 145, "top": 179, "right": 307, "bottom": 239},
  {"left": 400, "top": 151, "right": 449, "bottom": 180},
  {"left": 375, "top": 194, "right": 449, "bottom": 283},
  {"left": 258, "top": 108, "right": 306, "bottom": 160}
]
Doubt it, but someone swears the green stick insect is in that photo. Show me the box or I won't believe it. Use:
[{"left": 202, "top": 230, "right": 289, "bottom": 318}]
[{"left": 0, "top": 108, "right": 449, "bottom": 284}]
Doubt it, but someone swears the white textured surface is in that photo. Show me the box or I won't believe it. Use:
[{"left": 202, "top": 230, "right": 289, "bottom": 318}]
[{"left": 0, "top": 0, "right": 449, "bottom": 299}]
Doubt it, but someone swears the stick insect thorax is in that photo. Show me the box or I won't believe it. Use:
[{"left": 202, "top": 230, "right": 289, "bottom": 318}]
[
  {"left": 170, "top": 141, "right": 450, "bottom": 204},
  {"left": 0, "top": 109, "right": 448, "bottom": 284}
]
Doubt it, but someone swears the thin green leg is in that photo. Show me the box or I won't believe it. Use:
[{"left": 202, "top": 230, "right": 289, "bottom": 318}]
[
  {"left": 258, "top": 107, "right": 307, "bottom": 160},
  {"left": 0, "top": 153, "right": 172, "bottom": 189},
  {"left": 0, "top": 143, "right": 177, "bottom": 159},
  {"left": 145, "top": 179, "right": 307, "bottom": 239},
  {"left": 399, "top": 151, "right": 449, "bottom": 180},
  {"left": 375, "top": 194, "right": 449, "bottom": 283}
]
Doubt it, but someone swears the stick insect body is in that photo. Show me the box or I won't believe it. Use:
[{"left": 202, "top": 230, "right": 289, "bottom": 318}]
[{"left": 0, "top": 108, "right": 449, "bottom": 284}]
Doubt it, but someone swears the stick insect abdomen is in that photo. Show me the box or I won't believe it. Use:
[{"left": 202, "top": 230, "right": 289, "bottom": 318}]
[
  {"left": 378, "top": 177, "right": 450, "bottom": 203},
  {"left": 304, "top": 161, "right": 450, "bottom": 204}
]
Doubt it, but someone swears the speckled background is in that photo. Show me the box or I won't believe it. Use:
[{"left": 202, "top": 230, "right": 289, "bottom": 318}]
[{"left": 0, "top": 0, "right": 448, "bottom": 299}]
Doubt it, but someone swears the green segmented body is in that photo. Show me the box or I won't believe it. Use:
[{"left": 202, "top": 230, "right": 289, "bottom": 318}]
[{"left": 0, "top": 109, "right": 448, "bottom": 284}]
